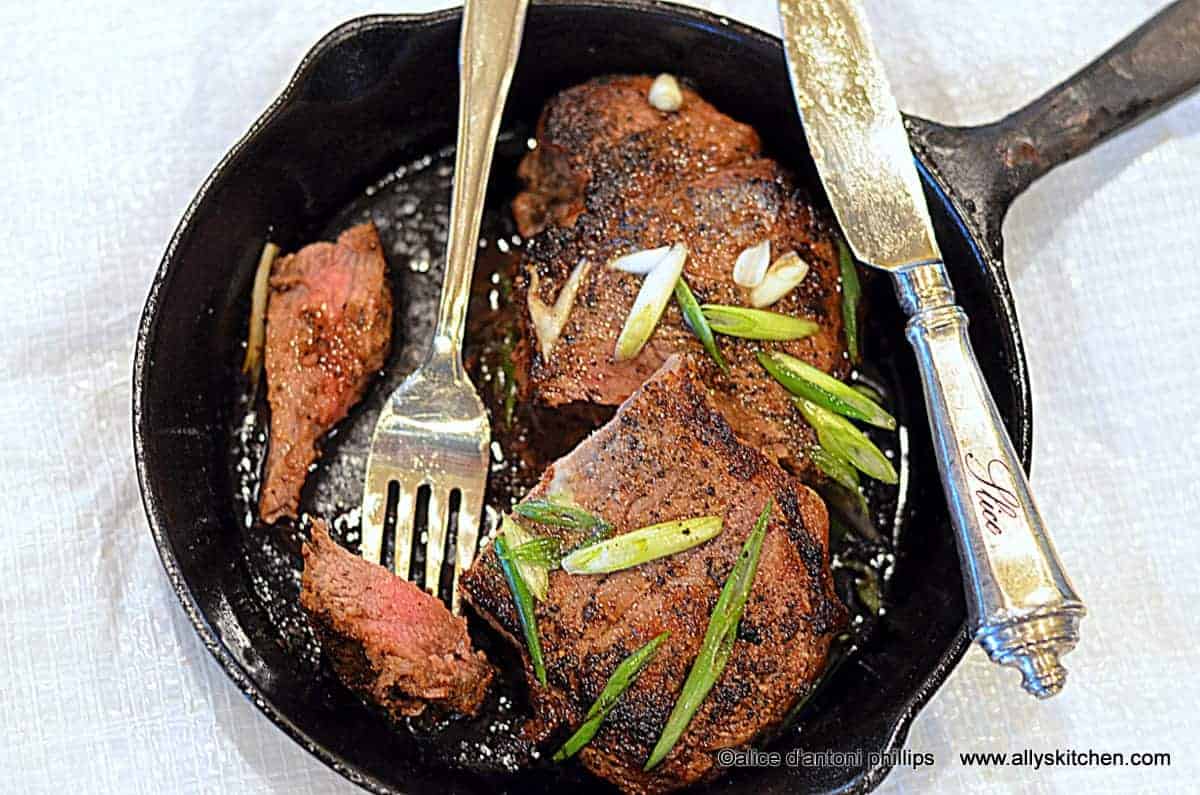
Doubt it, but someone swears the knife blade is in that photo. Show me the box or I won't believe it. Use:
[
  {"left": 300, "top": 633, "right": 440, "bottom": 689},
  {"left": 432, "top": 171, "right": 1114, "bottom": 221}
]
[{"left": 778, "top": 0, "right": 940, "bottom": 271}]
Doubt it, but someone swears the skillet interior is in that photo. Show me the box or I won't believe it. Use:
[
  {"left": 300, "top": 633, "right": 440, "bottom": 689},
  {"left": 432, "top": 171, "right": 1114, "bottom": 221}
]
[{"left": 134, "top": 4, "right": 1030, "bottom": 793}]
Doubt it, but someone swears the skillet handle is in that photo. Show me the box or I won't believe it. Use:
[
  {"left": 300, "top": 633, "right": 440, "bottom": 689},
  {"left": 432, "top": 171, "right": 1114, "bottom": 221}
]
[
  {"left": 909, "top": 0, "right": 1200, "bottom": 255},
  {"left": 990, "top": 0, "right": 1200, "bottom": 198},
  {"left": 894, "top": 264, "right": 1086, "bottom": 698}
]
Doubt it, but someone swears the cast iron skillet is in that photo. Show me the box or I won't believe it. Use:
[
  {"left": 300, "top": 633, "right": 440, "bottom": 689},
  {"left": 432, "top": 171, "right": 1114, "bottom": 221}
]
[{"left": 133, "top": 1, "right": 1200, "bottom": 793}]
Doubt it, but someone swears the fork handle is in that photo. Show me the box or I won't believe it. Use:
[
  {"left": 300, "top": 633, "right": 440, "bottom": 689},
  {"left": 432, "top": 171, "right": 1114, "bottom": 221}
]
[
  {"left": 433, "top": 0, "right": 530, "bottom": 369},
  {"left": 894, "top": 262, "right": 1086, "bottom": 698}
]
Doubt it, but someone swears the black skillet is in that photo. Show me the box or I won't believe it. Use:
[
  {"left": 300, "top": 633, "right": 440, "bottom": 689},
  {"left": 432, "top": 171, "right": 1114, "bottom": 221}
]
[{"left": 132, "top": 1, "right": 1200, "bottom": 793}]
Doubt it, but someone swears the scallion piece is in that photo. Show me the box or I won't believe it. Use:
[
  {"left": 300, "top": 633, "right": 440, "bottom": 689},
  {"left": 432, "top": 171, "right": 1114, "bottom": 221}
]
[
  {"left": 241, "top": 240, "right": 280, "bottom": 390},
  {"left": 838, "top": 239, "right": 861, "bottom": 363},
  {"left": 553, "top": 632, "right": 669, "bottom": 761},
  {"left": 700, "top": 305, "right": 818, "bottom": 341},
  {"left": 810, "top": 445, "right": 868, "bottom": 516},
  {"left": 515, "top": 498, "right": 612, "bottom": 536},
  {"left": 508, "top": 536, "right": 563, "bottom": 568},
  {"left": 795, "top": 399, "right": 898, "bottom": 484},
  {"left": 561, "top": 516, "right": 723, "bottom": 574},
  {"left": 749, "top": 251, "right": 810, "bottom": 308},
  {"left": 645, "top": 500, "right": 772, "bottom": 771},
  {"left": 497, "top": 329, "right": 519, "bottom": 428},
  {"left": 610, "top": 246, "right": 671, "bottom": 275},
  {"left": 500, "top": 517, "right": 548, "bottom": 601},
  {"left": 839, "top": 559, "right": 883, "bottom": 615},
  {"left": 494, "top": 534, "right": 547, "bottom": 685},
  {"left": 851, "top": 382, "right": 884, "bottom": 405},
  {"left": 809, "top": 445, "right": 859, "bottom": 495},
  {"left": 674, "top": 277, "right": 729, "bottom": 375},
  {"left": 757, "top": 351, "right": 895, "bottom": 430},
  {"left": 615, "top": 244, "right": 687, "bottom": 361}
]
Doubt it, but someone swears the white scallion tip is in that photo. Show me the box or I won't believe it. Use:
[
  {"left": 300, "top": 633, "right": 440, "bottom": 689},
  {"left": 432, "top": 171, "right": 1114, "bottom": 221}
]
[
  {"left": 609, "top": 246, "right": 672, "bottom": 275},
  {"left": 648, "top": 73, "right": 683, "bottom": 112},
  {"left": 732, "top": 239, "right": 771, "bottom": 288},
  {"left": 750, "top": 251, "right": 811, "bottom": 308},
  {"left": 614, "top": 244, "right": 688, "bottom": 361},
  {"left": 528, "top": 261, "right": 591, "bottom": 361}
]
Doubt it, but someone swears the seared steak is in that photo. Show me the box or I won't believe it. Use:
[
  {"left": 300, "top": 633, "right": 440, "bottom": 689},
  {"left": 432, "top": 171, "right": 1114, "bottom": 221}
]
[
  {"left": 260, "top": 223, "right": 392, "bottom": 522},
  {"left": 301, "top": 521, "right": 494, "bottom": 718},
  {"left": 512, "top": 75, "right": 848, "bottom": 477},
  {"left": 461, "top": 356, "right": 846, "bottom": 794}
]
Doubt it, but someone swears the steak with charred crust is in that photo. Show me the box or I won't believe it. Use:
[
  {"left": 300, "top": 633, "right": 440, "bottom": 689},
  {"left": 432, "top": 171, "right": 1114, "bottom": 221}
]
[
  {"left": 511, "top": 75, "right": 849, "bottom": 478},
  {"left": 461, "top": 355, "right": 846, "bottom": 794}
]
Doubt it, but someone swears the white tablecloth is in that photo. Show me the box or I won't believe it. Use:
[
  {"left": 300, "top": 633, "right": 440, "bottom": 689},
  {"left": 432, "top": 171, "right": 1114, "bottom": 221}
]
[{"left": 3, "top": 1, "right": 1197, "bottom": 792}]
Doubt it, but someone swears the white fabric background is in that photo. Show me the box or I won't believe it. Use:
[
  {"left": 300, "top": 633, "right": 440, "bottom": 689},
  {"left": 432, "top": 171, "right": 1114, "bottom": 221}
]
[{"left": 2, "top": 0, "right": 1197, "bottom": 792}]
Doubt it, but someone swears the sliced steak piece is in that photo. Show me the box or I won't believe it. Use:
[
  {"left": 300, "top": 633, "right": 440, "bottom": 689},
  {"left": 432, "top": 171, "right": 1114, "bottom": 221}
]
[
  {"left": 511, "top": 75, "right": 847, "bottom": 477},
  {"left": 260, "top": 223, "right": 392, "bottom": 522},
  {"left": 301, "top": 521, "right": 494, "bottom": 719},
  {"left": 512, "top": 75, "right": 760, "bottom": 238},
  {"left": 461, "top": 355, "right": 846, "bottom": 794}
]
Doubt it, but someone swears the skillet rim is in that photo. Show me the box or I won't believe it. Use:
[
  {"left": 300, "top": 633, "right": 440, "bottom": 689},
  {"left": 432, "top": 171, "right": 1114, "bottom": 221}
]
[{"left": 132, "top": 3, "right": 1027, "bottom": 792}]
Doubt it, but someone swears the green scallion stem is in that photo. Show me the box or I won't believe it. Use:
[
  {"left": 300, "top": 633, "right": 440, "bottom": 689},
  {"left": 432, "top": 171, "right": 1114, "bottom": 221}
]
[
  {"left": 494, "top": 535, "right": 547, "bottom": 685},
  {"left": 553, "top": 632, "right": 669, "bottom": 761},
  {"left": 508, "top": 536, "right": 563, "bottom": 568},
  {"left": 838, "top": 239, "right": 861, "bottom": 363},
  {"left": 700, "top": 305, "right": 818, "bottom": 341},
  {"left": 498, "top": 329, "right": 519, "bottom": 428},
  {"left": 758, "top": 351, "right": 895, "bottom": 429},
  {"left": 810, "top": 445, "right": 869, "bottom": 518},
  {"left": 645, "top": 500, "right": 772, "bottom": 771},
  {"left": 851, "top": 382, "right": 884, "bottom": 406},
  {"left": 674, "top": 278, "right": 729, "bottom": 374},
  {"left": 809, "top": 446, "right": 859, "bottom": 494},
  {"left": 561, "top": 516, "right": 723, "bottom": 575},
  {"left": 501, "top": 517, "right": 549, "bottom": 601},
  {"left": 515, "top": 498, "right": 612, "bottom": 535},
  {"left": 795, "top": 399, "right": 898, "bottom": 484},
  {"left": 839, "top": 559, "right": 883, "bottom": 615}
]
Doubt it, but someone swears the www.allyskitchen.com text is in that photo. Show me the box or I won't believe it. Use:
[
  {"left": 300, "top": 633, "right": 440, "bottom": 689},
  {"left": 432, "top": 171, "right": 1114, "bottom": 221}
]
[
  {"left": 715, "top": 746, "right": 1171, "bottom": 770},
  {"left": 958, "top": 748, "right": 1171, "bottom": 769}
]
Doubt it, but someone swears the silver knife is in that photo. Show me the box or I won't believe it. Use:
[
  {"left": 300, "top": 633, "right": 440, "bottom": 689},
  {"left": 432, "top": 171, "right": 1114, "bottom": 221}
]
[{"left": 779, "top": 0, "right": 1085, "bottom": 697}]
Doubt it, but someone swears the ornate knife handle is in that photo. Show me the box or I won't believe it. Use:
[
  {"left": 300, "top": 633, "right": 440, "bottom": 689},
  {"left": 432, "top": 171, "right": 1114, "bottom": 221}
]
[{"left": 894, "top": 263, "right": 1085, "bottom": 698}]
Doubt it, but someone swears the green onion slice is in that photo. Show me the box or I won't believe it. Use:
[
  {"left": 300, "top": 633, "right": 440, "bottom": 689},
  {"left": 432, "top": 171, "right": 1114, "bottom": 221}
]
[
  {"left": 508, "top": 536, "right": 563, "bottom": 568},
  {"left": 838, "top": 239, "right": 861, "bottom": 363},
  {"left": 674, "top": 277, "right": 729, "bottom": 374},
  {"left": 839, "top": 559, "right": 883, "bottom": 616},
  {"left": 615, "top": 244, "right": 687, "bottom": 361},
  {"left": 241, "top": 240, "right": 280, "bottom": 390},
  {"left": 553, "top": 632, "right": 669, "bottom": 761},
  {"left": 500, "top": 517, "right": 548, "bottom": 601},
  {"left": 795, "top": 399, "right": 898, "bottom": 484},
  {"left": 851, "top": 382, "right": 884, "bottom": 406},
  {"left": 514, "top": 498, "right": 612, "bottom": 537},
  {"left": 645, "top": 500, "right": 772, "bottom": 771},
  {"left": 700, "top": 305, "right": 818, "bottom": 341},
  {"left": 561, "top": 516, "right": 723, "bottom": 575},
  {"left": 757, "top": 351, "right": 895, "bottom": 430},
  {"left": 809, "top": 446, "right": 860, "bottom": 494},
  {"left": 494, "top": 534, "right": 547, "bottom": 685},
  {"left": 809, "top": 445, "right": 868, "bottom": 516}
]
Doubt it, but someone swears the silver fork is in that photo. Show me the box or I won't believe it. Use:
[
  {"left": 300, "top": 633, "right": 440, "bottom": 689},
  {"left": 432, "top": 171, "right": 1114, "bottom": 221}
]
[{"left": 360, "top": 0, "right": 529, "bottom": 613}]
